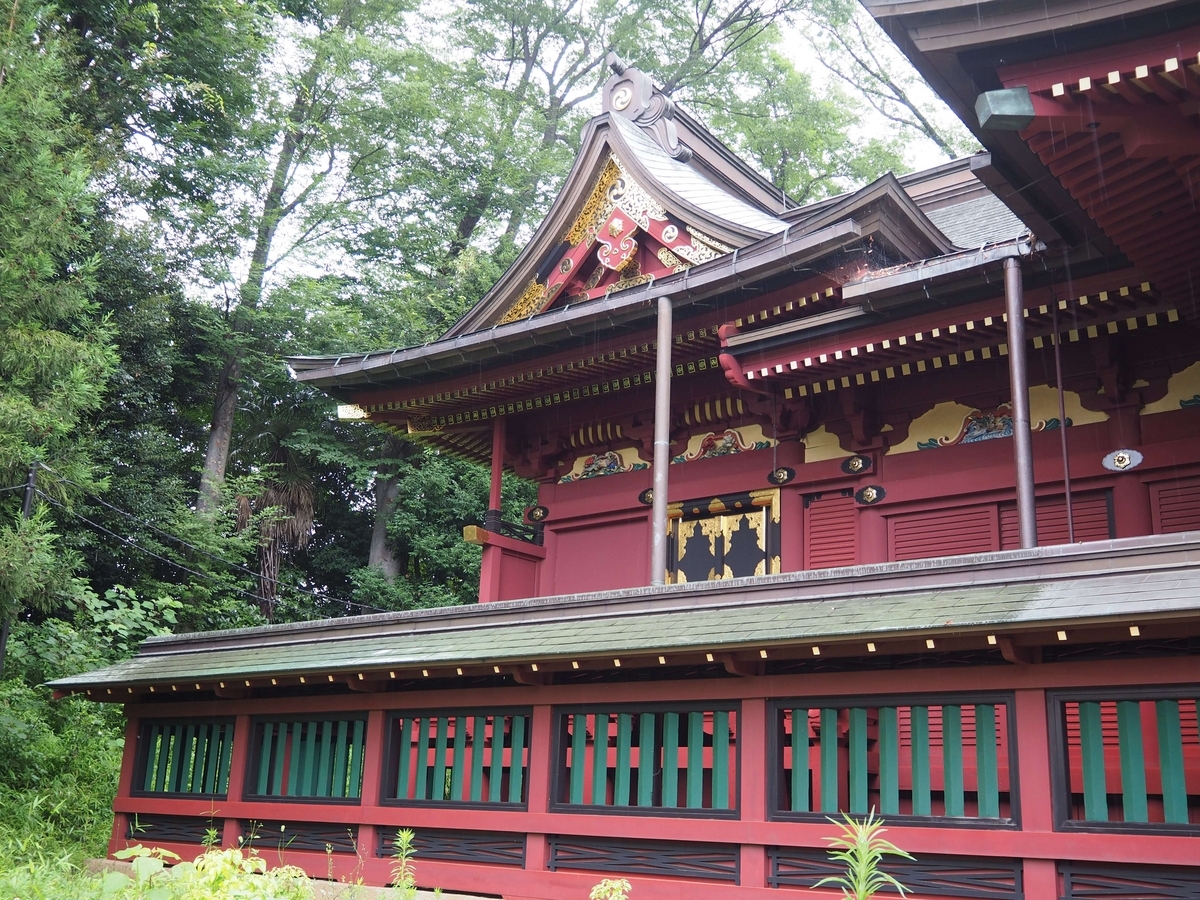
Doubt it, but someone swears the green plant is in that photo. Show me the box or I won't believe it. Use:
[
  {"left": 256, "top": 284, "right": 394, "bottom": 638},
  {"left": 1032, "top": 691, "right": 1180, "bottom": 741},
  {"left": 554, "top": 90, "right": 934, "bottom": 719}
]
[
  {"left": 815, "top": 811, "right": 913, "bottom": 900},
  {"left": 590, "top": 878, "right": 632, "bottom": 900},
  {"left": 390, "top": 828, "right": 417, "bottom": 899},
  {"left": 105, "top": 845, "right": 313, "bottom": 900}
]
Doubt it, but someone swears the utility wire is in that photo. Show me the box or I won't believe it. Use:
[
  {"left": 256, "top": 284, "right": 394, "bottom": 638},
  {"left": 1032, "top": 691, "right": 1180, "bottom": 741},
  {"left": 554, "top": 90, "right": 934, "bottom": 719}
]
[
  {"left": 37, "top": 464, "right": 288, "bottom": 591},
  {"left": 35, "top": 488, "right": 390, "bottom": 616},
  {"left": 0, "top": 484, "right": 29, "bottom": 494},
  {"left": 34, "top": 462, "right": 390, "bottom": 615}
]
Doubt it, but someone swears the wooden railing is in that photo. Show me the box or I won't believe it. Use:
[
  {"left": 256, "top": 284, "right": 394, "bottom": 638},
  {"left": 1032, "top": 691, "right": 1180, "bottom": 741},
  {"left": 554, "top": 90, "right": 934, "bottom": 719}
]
[
  {"left": 134, "top": 718, "right": 234, "bottom": 797},
  {"left": 770, "top": 695, "right": 1015, "bottom": 822},
  {"left": 383, "top": 709, "right": 531, "bottom": 806},
  {"left": 551, "top": 704, "right": 739, "bottom": 815},
  {"left": 112, "top": 670, "right": 1200, "bottom": 900},
  {"left": 247, "top": 715, "right": 367, "bottom": 800},
  {"left": 1052, "top": 689, "right": 1200, "bottom": 830}
]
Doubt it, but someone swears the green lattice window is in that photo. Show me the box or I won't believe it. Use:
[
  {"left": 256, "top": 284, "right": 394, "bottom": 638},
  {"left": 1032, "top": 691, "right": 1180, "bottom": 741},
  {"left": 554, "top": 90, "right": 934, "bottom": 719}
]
[
  {"left": 772, "top": 696, "right": 1015, "bottom": 823},
  {"left": 384, "top": 710, "right": 530, "bottom": 806},
  {"left": 136, "top": 720, "right": 233, "bottom": 797},
  {"left": 248, "top": 716, "right": 367, "bottom": 801},
  {"left": 1055, "top": 691, "right": 1200, "bottom": 828},
  {"left": 553, "top": 704, "right": 740, "bottom": 816}
]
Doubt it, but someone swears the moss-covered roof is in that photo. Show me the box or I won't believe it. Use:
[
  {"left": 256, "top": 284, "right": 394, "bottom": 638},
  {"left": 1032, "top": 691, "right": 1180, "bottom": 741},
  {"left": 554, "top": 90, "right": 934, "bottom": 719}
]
[{"left": 49, "top": 532, "right": 1200, "bottom": 692}]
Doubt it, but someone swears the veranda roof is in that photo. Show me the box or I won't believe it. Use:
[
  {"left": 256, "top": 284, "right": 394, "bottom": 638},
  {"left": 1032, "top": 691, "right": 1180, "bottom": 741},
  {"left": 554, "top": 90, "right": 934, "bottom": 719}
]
[{"left": 50, "top": 532, "right": 1200, "bottom": 694}]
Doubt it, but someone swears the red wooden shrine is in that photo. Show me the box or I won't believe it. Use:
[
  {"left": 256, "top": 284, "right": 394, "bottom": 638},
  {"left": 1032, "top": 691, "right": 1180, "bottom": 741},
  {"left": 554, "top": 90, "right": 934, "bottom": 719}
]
[{"left": 56, "top": 5, "right": 1200, "bottom": 900}]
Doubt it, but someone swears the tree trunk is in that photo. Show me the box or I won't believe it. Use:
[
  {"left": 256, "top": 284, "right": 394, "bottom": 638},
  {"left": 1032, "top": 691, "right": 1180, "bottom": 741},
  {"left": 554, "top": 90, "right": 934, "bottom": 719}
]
[
  {"left": 368, "top": 472, "right": 401, "bottom": 580},
  {"left": 194, "top": 2, "right": 355, "bottom": 511},
  {"left": 368, "top": 437, "right": 407, "bottom": 579},
  {"left": 196, "top": 355, "right": 241, "bottom": 514}
]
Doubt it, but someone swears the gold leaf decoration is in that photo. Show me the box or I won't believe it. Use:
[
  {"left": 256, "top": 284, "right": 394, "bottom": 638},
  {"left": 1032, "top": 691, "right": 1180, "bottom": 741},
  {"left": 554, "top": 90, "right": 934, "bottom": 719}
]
[{"left": 498, "top": 279, "right": 548, "bottom": 324}]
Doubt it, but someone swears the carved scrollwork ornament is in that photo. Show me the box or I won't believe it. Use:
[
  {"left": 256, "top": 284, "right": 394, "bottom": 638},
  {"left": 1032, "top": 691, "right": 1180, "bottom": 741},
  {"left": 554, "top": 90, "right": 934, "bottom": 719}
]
[
  {"left": 855, "top": 485, "right": 886, "bottom": 505},
  {"left": 766, "top": 467, "right": 796, "bottom": 486},
  {"left": 1102, "top": 448, "right": 1143, "bottom": 472},
  {"left": 841, "top": 455, "right": 872, "bottom": 475}
]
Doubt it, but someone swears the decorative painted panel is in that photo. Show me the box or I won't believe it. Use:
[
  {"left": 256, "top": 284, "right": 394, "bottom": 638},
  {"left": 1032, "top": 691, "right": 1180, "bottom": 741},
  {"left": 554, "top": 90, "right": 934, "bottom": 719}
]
[
  {"left": 771, "top": 696, "right": 1015, "bottom": 823},
  {"left": 247, "top": 716, "right": 367, "bottom": 801},
  {"left": 548, "top": 836, "right": 739, "bottom": 883},
  {"left": 248, "top": 821, "right": 359, "bottom": 854},
  {"left": 668, "top": 489, "right": 779, "bottom": 583},
  {"left": 553, "top": 703, "right": 739, "bottom": 816},
  {"left": 769, "top": 847, "right": 1022, "bottom": 899},
  {"left": 379, "top": 828, "right": 526, "bottom": 867},
  {"left": 126, "top": 815, "right": 222, "bottom": 846},
  {"left": 558, "top": 447, "right": 648, "bottom": 483},
  {"left": 1053, "top": 690, "right": 1200, "bottom": 830},
  {"left": 1060, "top": 862, "right": 1200, "bottom": 899},
  {"left": 671, "top": 424, "right": 773, "bottom": 463},
  {"left": 383, "top": 710, "right": 531, "bottom": 807},
  {"left": 135, "top": 719, "right": 233, "bottom": 797}
]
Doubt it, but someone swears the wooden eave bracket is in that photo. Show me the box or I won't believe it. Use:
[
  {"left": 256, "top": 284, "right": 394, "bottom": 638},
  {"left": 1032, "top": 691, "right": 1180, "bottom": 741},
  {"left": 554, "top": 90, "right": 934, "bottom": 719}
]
[
  {"left": 721, "top": 653, "right": 763, "bottom": 677},
  {"left": 997, "top": 636, "right": 1041, "bottom": 665}
]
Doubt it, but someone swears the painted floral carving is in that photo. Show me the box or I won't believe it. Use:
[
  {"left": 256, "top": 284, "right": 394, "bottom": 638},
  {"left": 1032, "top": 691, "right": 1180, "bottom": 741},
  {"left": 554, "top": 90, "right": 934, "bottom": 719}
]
[
  {"left": 672, "top": 428, "right": 770, "bottom": 463},
  {"left": 917, "top": 404, "right": 1067, "bottom": 450},
  {"left": 558, "top": 450, "right": 648, "bottom": 483}
]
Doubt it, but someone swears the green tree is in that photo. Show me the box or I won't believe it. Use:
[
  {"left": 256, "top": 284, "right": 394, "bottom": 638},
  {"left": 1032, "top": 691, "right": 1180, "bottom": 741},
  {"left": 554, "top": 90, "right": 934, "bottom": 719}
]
[
  {"left": 0, "top": 1, "right": 116, "bottom": 669},
  {"left": 701, "top": 46, "right": 905, "bottom": 201},
  {"left": 801, "top": 0, "right": 975, "bottom": 159}
]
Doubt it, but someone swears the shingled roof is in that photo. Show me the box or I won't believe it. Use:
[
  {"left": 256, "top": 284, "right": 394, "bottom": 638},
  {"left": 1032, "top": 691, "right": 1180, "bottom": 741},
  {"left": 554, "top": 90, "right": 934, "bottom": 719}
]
[{"left": 50, "top": 532, "right": 1200, "bottom": 695}]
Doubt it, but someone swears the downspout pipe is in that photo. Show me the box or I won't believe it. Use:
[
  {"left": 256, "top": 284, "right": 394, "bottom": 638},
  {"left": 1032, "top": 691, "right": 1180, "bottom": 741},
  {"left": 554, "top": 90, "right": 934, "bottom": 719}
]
[
  {"left": 650, "top": 295, "right": 673, "bottom": 586},
  {"left": 1004, "top": 257, "right": 1038, "bottom": 549}
]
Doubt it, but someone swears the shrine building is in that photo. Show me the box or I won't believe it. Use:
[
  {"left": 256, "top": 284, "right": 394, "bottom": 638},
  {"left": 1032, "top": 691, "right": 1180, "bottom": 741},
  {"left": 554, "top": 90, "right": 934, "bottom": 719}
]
[{"left": 52, "top": 4, "right": 1200, "bottom": 899}]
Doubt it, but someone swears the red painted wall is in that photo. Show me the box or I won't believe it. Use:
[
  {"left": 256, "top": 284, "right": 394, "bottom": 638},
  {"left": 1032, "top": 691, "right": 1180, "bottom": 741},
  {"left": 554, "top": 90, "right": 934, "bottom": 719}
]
[{"left": 111, "top": 656, "right": 1200, "bottom": 900}]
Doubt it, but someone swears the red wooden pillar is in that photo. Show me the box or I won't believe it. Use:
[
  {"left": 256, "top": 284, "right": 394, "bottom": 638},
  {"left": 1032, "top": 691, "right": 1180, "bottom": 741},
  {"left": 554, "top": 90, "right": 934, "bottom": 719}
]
[
  {"left": 109, "top": 714, "right": 141, "bottom": 857},
  {"left": 525, "top": 704, "right": 554, "bottom": 874},
  {"left": 738, "top": 697, "right": 768, "bottom": 889},
  {"left": 222, "top": 714, "right": 253, "bottom": 849},
  {"left": 777, "top": 441, "right": 804, "bottom": 572},
  {"left": 479, "top": 417, "right": 506, "bottom": 603},
  {"left": 358, "top": 709, "right": 387, "bottom": 862},
  {"left": 1014, "top": 689, "right": 1057, "bottom": 900},
  {"left": 857, "top": 450, "right": 886, "bottom": 563},
  {"left": 1108, "top": 406, "right": 1152, "bottom": 538}
]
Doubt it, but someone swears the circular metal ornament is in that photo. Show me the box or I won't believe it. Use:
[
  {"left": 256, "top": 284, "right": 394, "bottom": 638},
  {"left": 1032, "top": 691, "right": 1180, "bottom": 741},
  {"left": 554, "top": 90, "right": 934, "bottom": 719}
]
[
  {"left": 661, "top": 224, "right": 678, "bottom": 243},
  {"left": 637, "top": 488, "right": 654, "bottom": 506},
  {"left": 612, "top": 86, "right": 633, "bottom": 111},
  {"left": 855, "top": 485, "right": 886, "bottom": 505},
  {"left": 525, "top": 505, "right": 550, "bottom": 523},
  {"left": 767, "top": 467, "right": 796, "bottom": 486},
  {"left": 841, "top": 454, "right": 872, "bottom": 475},
  {"left": 558, "top": 256, "right": 573, "bottom": 274},
  {"left": 1102, "top": 448, "right": 1143, "bottom": 472}
]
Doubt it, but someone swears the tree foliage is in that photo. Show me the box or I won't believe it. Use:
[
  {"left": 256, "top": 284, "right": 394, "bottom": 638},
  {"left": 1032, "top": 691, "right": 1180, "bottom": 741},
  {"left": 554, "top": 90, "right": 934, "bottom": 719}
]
[{"left": 0, "top": 0, "right": 969, "bottom": 860}]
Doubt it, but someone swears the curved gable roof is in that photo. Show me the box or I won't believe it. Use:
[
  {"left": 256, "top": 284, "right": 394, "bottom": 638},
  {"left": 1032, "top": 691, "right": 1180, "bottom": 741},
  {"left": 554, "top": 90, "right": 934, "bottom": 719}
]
[{"left": 444, "top": 68, "right": 787, "bottom": 338}]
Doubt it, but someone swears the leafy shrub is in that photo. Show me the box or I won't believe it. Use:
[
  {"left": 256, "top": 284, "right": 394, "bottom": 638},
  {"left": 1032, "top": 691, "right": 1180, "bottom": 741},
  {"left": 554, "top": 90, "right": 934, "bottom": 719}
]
[
  {"left": 105, "top": 845, "right": 313, "bottom": 900},
  {"left": 590, "top": 878, "right": 631, "bottom": 900}
]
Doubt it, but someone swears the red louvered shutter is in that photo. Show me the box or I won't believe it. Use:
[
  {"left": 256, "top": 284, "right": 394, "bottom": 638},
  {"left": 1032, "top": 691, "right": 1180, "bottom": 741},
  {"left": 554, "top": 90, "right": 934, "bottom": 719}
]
[
  {"left": 1152, "top": 477, "right": 1200, "bottom": 534},
  {"left": 888, "top": 505, "right": 999, "bottom": 561},
  {"left": 1000, "top": 492, "right": 1114, "bottom": 549},
  {"left": 804, "top": 494, "right": 857, "bottom": 569}
]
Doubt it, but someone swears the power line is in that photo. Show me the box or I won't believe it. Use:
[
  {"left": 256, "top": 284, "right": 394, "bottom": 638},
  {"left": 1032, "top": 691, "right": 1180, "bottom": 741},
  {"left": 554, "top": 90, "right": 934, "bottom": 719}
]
[
  {"left": 34, "top": 462, "right": 390, "bottom": 615},
  {"left": 35, "top": 489, "right": 390, "bottom": 616},
  {"left": 37, "top": 464, "right": 285, "bottom": 590}
]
